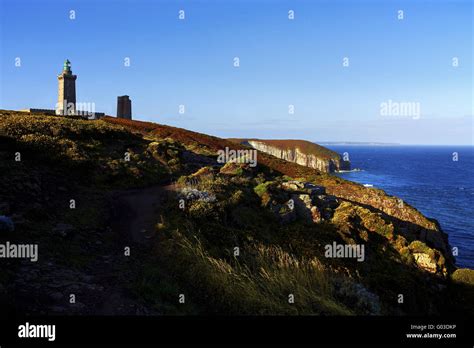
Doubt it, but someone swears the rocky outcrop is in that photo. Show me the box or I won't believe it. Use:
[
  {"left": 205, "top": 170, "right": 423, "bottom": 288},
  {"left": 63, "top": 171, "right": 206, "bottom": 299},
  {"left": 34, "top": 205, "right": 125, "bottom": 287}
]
[
  {"left": 256, "top": 180, "right": 340, "bottom": 225},
  {"left": 257, "top": 178, "right": 453, "bottom": 278},
  {"left": 244, "top": 139, "right": 350, "bottom": 173},
  {"left": 319, "top": 177, "right": 455, "bottom": 269},
  {"left": 408, "top": 240, "right": 448, "bottom": 275}
]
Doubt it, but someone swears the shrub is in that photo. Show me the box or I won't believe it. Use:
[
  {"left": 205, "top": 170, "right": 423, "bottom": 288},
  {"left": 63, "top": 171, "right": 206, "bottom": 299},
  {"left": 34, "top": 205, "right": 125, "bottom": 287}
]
[
  {"left": 254, "top": 181, "right": 275, "bottom": 197},
  {"left": 188, "top": 200, "right": 217, "bottom": 220},
  {"left": 452, "top": 268, "right": 474, "bottom": 285}
]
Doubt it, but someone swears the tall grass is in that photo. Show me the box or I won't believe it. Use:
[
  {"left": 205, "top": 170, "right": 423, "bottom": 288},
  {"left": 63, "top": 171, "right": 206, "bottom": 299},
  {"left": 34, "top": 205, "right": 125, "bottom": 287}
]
[{"left": 162, "top": 230, "right": 353, "bottom": 315}]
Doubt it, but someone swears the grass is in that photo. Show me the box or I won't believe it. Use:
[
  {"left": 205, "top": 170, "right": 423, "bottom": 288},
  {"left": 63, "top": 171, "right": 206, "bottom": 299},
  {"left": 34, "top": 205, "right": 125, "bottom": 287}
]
[{"left": 159, "top": 230, "right": 353, "bottom": 315}]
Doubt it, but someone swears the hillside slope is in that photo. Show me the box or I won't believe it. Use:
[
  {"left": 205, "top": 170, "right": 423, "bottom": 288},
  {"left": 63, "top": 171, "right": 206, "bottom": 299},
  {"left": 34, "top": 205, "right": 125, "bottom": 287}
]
[{"left": 0, "top": 110, "right": 472, "bottom": 316}]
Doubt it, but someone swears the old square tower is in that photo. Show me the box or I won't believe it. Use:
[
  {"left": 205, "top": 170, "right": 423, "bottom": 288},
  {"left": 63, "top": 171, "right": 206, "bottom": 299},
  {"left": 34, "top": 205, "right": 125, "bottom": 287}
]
[{"left": 56, "top": 59, "right": 77, "bottom": 115}]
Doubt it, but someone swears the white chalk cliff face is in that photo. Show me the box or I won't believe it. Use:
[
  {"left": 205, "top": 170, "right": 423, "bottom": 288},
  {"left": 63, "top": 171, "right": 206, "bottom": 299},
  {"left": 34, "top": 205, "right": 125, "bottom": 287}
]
[{"left": 247, "top": 140, "right": 350, "bottom": 173}]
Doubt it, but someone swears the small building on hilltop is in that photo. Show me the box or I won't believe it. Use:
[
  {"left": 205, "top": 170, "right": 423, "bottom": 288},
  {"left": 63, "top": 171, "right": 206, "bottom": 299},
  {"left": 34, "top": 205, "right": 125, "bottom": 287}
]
[{"left": 117, "top": 95, "right": 132, "bottom": 120}]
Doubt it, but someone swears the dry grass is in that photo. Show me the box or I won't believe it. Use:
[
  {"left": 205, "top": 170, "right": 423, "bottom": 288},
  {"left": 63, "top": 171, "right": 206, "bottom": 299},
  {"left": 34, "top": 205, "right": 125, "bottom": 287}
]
[{"left": 162, "top": 230, "right": 353, "bottom": 315}]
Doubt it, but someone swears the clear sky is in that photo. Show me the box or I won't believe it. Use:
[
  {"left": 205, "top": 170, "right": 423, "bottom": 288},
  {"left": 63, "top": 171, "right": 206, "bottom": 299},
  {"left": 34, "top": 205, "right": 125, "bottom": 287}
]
[{"left": 0, "top": 0, "right": 472, "bottom": 145}]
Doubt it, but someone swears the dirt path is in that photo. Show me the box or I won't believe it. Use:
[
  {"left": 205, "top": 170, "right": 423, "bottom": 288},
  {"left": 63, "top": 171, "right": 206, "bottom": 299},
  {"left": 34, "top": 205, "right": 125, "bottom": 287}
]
[
  {"left": 95, "top": 183, "right": 176, "bottom": 315},
  {"left": 112, "top": 184, "right": 175, "bottom": 244}
]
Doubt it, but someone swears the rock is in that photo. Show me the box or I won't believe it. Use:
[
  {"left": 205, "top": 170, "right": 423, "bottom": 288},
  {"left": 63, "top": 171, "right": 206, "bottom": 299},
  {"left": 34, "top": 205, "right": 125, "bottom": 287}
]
[
  {"left": 413, "top": 253, "right": 437, "bottom": 273},
  {"left": 310, "top": 206, "right": 322, "bottom": 223},
  {"left": 294, "top": 194, "right": 312, "bottom": 207},
  {"left": 179, "top": 188, "right": 216, "bottom": 203},
  {"left": 408, "top": 240, "right": 447, "bottom": 275},
  {"left": 275, "top": 193, "right": 326, "bottom": 224},
  {"left": 291, "top": 194, "right": 318, "bottom": 223},
  {"left": 306, "top": 185, "right": 326, "bottom": 196},
  {"left": 315, "top": 195, "right": 339, "bottom": 209},
  {"left": 282, "top": 182, "right": 327, "bottom": 204},
  {"left": 281, "top": 180, "right": 305, "bottom": 191}
]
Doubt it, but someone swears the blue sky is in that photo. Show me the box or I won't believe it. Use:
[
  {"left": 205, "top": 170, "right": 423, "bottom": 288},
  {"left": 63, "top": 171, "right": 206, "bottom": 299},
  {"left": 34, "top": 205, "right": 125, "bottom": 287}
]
[{"left": 0, "top": 0, "right": 472, "bottom": 144}]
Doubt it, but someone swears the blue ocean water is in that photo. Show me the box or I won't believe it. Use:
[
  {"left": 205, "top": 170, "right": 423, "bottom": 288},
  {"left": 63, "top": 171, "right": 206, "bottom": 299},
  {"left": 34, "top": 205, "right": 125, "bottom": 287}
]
[{"left": 326, "top": 145, "right": 474, "bottom": 269}]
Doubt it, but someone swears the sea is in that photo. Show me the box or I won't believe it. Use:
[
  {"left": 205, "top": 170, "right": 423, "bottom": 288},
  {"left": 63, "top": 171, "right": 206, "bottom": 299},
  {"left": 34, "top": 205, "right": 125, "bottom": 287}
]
[{"left": 325, "top": 145, "right": 474, "bottom": 269}]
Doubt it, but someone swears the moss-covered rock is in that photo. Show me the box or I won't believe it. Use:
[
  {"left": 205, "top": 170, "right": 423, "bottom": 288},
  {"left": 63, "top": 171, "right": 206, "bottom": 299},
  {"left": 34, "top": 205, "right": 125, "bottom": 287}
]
[
  {"left": 452, "top": 268, "right": 474, "bottom": 285},
  {"left": 448, "top": 269, "right": 474, "bottom": 314}
]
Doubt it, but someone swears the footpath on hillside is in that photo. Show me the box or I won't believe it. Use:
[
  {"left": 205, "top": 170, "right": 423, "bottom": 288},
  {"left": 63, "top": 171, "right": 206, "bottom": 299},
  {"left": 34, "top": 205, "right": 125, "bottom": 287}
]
[{"left": 13, "top": 184, "right": 177, "bottom": 316}]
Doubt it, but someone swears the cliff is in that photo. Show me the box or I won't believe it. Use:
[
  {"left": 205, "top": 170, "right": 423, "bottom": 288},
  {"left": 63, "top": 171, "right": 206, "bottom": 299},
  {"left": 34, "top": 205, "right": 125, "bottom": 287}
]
[{"left": 229, "top": 138, "right": 350, "bottom": 173}]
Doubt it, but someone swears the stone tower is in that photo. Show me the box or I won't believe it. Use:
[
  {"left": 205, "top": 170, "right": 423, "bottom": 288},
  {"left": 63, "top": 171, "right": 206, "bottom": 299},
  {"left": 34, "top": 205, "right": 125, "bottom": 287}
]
[
  {"left": 56, "top": 59, "right": 77, "bottom": 115},
  {"left": 117, "top": 95, "right": 132, "bottom": 119}
]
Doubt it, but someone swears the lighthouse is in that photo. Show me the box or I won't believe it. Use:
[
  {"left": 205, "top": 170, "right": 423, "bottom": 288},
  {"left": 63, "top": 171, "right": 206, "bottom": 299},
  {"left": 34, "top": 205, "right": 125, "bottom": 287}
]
[{"left": 56, "top": 59, "right": 77, "bottom": 115}]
